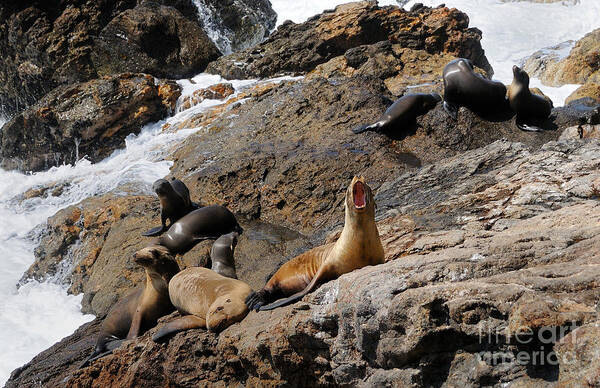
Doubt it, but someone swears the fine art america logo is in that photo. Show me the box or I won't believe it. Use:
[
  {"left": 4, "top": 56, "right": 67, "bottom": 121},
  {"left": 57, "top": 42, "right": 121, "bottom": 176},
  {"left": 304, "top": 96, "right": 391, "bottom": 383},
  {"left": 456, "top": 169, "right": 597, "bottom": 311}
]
[{"left": 476, "top": 313, "right": 599, "bottom": 367}]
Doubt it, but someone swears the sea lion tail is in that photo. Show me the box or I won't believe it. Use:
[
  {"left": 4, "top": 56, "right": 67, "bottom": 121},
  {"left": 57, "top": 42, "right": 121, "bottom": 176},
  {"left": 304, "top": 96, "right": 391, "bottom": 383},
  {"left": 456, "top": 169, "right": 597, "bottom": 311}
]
[
  {"left": 259, "top": 264, "right": 326, "bottom": 311},
  {"left": 78, "top": 337, "right": 123, "bottom": 369},
  {"left": 352, "top": 121, "right": 383, "bottom": 134},
  {"left": 516, "top": 118, "right": 543, "bottom": 132},
  {"left": 443, "top": 101, "right": 459, "bottom": 120},
  {"left": 235, "top": 223, "right": 244, "bottom": 235}
]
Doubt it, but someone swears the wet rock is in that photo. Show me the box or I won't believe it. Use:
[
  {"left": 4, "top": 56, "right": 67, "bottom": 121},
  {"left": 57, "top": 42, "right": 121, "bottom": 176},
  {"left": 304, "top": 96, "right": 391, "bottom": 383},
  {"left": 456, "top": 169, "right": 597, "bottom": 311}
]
[
  {"left": 205, "top": 1, "right": 492, "bottom": 80},
  {"left": 523, "top": 27, "right": 600, "bottom": 87},
  {"left": 565, "top": 80, "right": 600, "bottom": 105},
  {"left": 9, "top": 138, "right": 600, "bottom": 387},
  {"left": 178, "top": 82, "right": 235, "bottom": 111},
  {"left": 193, "top": 0, "right": 277, "bottom": 54},
  {"left": 0, "top": 73, "right": 179, "bottom": 172},
  {"left": 0, "top": 0, "right": 203, "bottom": 116},
  {"left": 91, "top": 2, "right": 220, "bottom": 79}
]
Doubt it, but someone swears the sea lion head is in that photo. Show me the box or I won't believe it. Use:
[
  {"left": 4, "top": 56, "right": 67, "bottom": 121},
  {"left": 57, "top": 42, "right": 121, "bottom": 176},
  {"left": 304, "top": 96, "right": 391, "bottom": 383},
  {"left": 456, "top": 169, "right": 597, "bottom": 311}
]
[
  {"left": 206, "top": 295, "right": 248, "bottom": 332},
  {"left": 458, "top": 58, "right": 475, "bottom": 72},
  {"left": 512, "top": 65, "right": 530, "bottom": 87},
  {"left": 346, "top": 176, "right": 375, "bottom": 216},
  {"left": 152, "top": 179, "right": 174, "bottom": 197},
  {"left": 133, "top": 245, "right": 179, "bottom": 277},
  {"left": 223, "top": 231, "right": 239, "bottom": 250}
]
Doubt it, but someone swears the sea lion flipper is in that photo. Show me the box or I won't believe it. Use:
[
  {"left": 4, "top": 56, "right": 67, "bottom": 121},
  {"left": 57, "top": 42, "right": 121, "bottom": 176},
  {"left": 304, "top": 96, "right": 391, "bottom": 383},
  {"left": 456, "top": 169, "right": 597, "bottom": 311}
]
[
  {"left": 259, "top": 265, "right": 327, "bottom": 311},
  {"left": 152, "top": 315, "right": 206, "bottom": 342},
  {"left": 126, "top": 308, "right": 143, "bottom": 339},
  {"left": 443, "top": 101, "right": 459, "bottom": 120},
  {"left": 142, "top": 226, "right": 166, "bottom": 237},
  {"left": 78, "top": 339, "right": 124, "bottom": 369},
  {"left": 352, "top": 121, "right": 383, "bottom": 134},
  {"left": 516, "top": 118, "right": 543, "bottom": 132}
]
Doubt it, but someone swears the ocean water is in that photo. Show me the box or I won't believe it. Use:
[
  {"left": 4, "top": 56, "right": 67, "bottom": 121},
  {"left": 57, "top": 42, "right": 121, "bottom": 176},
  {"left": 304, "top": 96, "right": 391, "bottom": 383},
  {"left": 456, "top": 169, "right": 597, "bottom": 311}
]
[{"left": 0, "top": 0, "right": 599, "bottom": 384}]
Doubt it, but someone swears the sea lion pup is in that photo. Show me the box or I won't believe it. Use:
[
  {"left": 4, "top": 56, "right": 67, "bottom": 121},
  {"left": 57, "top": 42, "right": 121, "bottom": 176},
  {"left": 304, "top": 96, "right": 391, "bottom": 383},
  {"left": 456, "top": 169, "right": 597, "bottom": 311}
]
[
  {"left": 142, "top": 178, "right": 200, "bottom": 237},
  {"left": 210, "top": 231, "right": 239, "bottom": 279},
  {"left": 150, "top": 204, "right": 243, "bottom": 255},
  {"left": 508, "top": 65, "right": 553, "bottom": 132},
  {"left": 151, "top": 267, "right": 252, "bottom": 342},
  {"left": 352, "top": 93, "right": 442, "bottom": 134},
  {"left": 80, "top": 245, "right": 180, "bottom": 367},
  {"left": 246, "top": 176, "right": 384, "bottom": 311},
  {"left": 442, "top": 58, "right": 507, "bottom": 120}
]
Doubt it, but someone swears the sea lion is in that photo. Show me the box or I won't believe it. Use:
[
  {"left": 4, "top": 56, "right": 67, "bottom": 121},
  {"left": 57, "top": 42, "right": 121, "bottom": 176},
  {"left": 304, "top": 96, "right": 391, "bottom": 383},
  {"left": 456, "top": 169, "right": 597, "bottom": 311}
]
[
  {"left": 246, "top": 176, "right": 384, "bottom": 311},
  {"left": 142, "top": 178, "right": 200, "bottom": 237},
  {"left": 210, "top": 231, "right": 239, "bottom": 279},
  {"left": 80, "top": 245, "right": 180, "bottom": 367},
  {"left": 152, "top": 267, "right": 252, "bottom": 341},
  {"left": 352, "top": 93, "right": 442, "bottom": 135},
  {"left": 508, "top": 65, "right": 553, "bottom": 132},
  {"left": 151, "top": 205, "right": 243, "bottom": 255},
  {"left": 442, "top": 58, "right": 508, "bottom": 120}
]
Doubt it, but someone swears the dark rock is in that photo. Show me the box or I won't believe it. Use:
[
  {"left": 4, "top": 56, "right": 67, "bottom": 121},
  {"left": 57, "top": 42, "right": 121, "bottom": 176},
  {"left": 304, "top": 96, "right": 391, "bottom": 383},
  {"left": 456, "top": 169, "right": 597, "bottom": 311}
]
[
  {"left": 0, "top": 73, "right": 180, "bottom": 172},
  {"left": 0, "top": 0, "right": 202, "bottom": 116},
  {"left": 91, "top": 2, "right": 220, "bottom": 79},
  {"left": 205, "top": 1, "right": 492, "bottom": 80}
]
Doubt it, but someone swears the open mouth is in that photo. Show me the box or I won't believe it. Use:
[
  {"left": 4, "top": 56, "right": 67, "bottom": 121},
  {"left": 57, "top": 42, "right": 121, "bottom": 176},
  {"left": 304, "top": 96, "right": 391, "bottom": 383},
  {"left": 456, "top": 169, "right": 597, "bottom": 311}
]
[{"left": 353, "top": 181, "right": 366, "bottom": 209}]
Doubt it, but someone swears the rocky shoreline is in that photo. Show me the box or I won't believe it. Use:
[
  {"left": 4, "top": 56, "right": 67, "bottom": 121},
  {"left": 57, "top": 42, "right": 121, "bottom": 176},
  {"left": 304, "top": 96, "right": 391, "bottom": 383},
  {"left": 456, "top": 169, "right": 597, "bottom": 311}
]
[{"left": 2, "top": 1, "right": 600, "bottom": 387}]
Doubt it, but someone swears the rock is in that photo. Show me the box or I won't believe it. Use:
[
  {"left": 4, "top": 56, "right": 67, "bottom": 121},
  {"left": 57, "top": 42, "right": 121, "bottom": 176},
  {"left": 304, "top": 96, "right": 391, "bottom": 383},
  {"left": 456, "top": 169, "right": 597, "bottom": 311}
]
[
  {"left": 307, "top": 40, "right": 458, "bottom": 96},
  {"left": 193, "top": 0, "right": 277, "bottom": 54},
  {"left": 91, "top": 2, "right": 220, "bottom": 79},
  {"left": 8, "top": 138, "right": 600, "bottom": 387},
  {"left": 555, "top": 323, "right": 600, "bottom": 387},
  {"left": 565, "top": 80, "right": 600, "bottom": 105},
  {"left": 167, "top": 75, "right": 587, "bottom": 235},
  {"left": 178, "top": 82, "right": 235, "bottom": 111},
  {"left": 0, "top": 0, "right": 203, "bottom": 116},
  {"left": 559, "top": 124, "right": 600, "bottom": 140},
  {"left": 522, "top": 28, "right": 600, "bottom": 87},
  {"left": 205, "top": 2, "right": 492, "bottom": 80},
  {"left": 0, "top": 73, "right": 179, "bottom": 172}
]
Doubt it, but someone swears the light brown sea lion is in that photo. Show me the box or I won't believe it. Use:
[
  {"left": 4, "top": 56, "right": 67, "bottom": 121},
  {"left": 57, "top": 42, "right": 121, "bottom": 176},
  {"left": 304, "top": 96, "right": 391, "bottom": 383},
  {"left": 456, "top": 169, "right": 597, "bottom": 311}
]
[
  {"left": 352, "top": 93, "right": 441, "bottom": 135},
  {"left": 508, "top": 65, "right": 553, "bottom": 132},
  {"left": 152, "top": 267, "right": 252, "bottom": 341},
  {"left": 210, "top": 231, "right": 239, "bottom": 279},
  {"left": 150, "top": 204, "right": 243, "bottom": 255},
  {"left": 80, "top": 245, "right": 180, "bottom": 367},
  {"left": 246, "top": 176, "right": 385, "bottom": 311},
  {"left": 442, "top": 58, "right": 508, "bottom": 120},
  {"left": 142, "top": 178, "right": 200, "bottom": 237}
]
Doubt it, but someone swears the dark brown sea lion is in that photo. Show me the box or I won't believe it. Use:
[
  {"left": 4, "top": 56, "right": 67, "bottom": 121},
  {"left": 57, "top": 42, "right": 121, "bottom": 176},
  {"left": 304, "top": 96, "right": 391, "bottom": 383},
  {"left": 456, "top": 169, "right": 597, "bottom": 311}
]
[
  {"left": 142, "top": 178, "right": 200, "bottom": 237},
  {"left": 442, "top": 58, "right": 508, "bottom": 120},
  {"left": 508, "top": 65, "right": 553, "bottom": 132},
  {"left": 352, "top": 93, "right": 441, "bottom": 134},
  {"left": 80, "top": 245, "right": 180, "bottom": 367},
  {"left": 152, "top": 267, "right": 252, "bottom": 342},
  {"left": 246, "top": 176, "right": 385, "bottom": 311},
  {"left": 150, "top": 205, "right": 243, "bottom": 255},
  {"left": 210, "top": 231, "right": 239, "bottom": 279}
]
